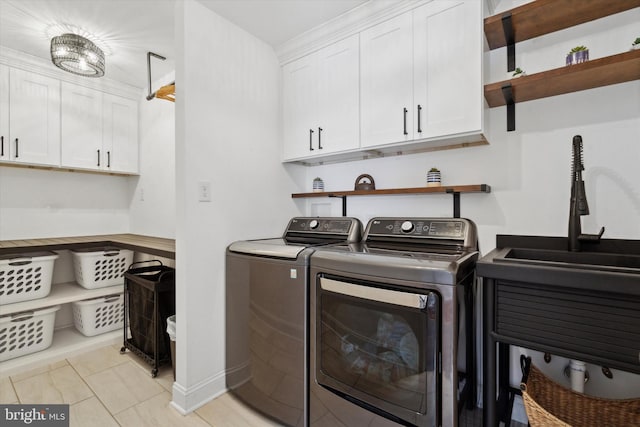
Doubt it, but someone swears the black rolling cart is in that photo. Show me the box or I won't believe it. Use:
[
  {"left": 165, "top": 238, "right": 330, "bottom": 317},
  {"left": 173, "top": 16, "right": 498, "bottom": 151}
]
[{"left": 120, "top": 260, "right": 175, "bottom": 377}]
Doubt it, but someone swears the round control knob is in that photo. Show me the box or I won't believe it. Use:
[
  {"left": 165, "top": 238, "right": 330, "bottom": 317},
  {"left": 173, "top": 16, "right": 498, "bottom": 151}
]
[
  {"left": 400, "top": 221, "right": 414, "bottom": 233},
  {"left": 309, "top": 219, "right": 319, "bottom": 229}
]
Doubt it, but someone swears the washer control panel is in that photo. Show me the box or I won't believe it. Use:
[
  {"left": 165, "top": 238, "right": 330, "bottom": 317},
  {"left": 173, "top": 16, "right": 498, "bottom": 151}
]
[{"left": 285, "top": 217, "right": 362, "bottom": 243}]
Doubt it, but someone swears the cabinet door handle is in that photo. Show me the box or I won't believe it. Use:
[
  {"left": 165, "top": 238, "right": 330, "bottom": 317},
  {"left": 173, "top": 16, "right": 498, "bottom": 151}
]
[
  {"left": 97, "top": 149, "right": 101, "bottom": 167},
  {"left": 1, "top": 136, "right": 4, "bottom": 157},
  {"left": 107, "top": 151, "right": 111, "bottom": 168},
  {"left": 403, "top": 108, "right": 408, "bottom": 135},
  {"left": 417, "top": 105, "right": 423, "bottom": 133},
  {"left": 318, "top": 127, "right": 323, "bottom": 150},
  {"left": 309, "top": 129, "right": 315, "bottom": 151},
  {"left": 15, "top": 138, "right": 19, "bottom": 158}
]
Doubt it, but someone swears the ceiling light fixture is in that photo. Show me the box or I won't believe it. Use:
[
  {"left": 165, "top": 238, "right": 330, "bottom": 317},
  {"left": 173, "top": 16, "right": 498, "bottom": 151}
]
[{"left": 50, "top": 33, "right": 105, "bottom": 77}]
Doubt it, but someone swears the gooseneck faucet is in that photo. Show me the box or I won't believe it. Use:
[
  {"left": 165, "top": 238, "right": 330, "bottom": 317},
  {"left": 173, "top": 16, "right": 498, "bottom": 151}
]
[{"left": 568, "top": 135, "right": 605, "bottom": 251}]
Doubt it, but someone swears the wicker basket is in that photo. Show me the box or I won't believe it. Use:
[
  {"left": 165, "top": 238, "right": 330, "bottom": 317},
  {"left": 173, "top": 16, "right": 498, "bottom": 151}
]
[{"left": 520, "top": 359, "right": 640, "bottom": 427}]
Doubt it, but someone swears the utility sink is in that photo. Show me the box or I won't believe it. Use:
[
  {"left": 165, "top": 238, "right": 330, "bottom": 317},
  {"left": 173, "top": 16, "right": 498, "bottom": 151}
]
[{"left": 494, "top": 247, "right": 640, "bottom": 274}]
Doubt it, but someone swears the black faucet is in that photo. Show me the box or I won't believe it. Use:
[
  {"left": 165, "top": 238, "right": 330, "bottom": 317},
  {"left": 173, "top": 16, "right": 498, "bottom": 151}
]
[{"left": 568, "top": 135, "right": 605, "bottom": 251}]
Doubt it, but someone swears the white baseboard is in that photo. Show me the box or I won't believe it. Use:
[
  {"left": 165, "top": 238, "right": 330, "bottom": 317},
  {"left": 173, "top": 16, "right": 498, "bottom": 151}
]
[{"left": 170, "top": 370, "right": 227, "bottom": 414}]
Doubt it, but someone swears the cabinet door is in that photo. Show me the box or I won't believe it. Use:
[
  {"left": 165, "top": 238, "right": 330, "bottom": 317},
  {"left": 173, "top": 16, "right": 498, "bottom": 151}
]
[
  {"left": 9, "top": 68, "right": 60, "bottom": 166},
  {"left": 360, "top": 12, "right": 414, "bottom": 148},
  {"left": 61, "top": 83, "right": 103, "bottom": 169},
  {"left": 0, "top": 65, "right": 8, "bottom": 161},
  {"left": 103, "top": 94, "right": 138, "bottom": 174},
  {"left": 317, "top": 34, "right": 360, "bottom": 155},
  {"left": 413, "top": 0, "right": 482, "bottom": 138},
  {"left": 282, "top": 53, "right": 319, "bottom": 160}
]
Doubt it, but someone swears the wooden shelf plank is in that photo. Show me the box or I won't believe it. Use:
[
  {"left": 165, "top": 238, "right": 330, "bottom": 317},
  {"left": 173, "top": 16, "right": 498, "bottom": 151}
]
[
  {"left": 0, "top": 233, "right": 175, "bottom": 259},
  {"left": 484, "top": 50, "right": 640, "bottom": 107},
  {"left": 484, "top": 0, "right": 640, "bottom": 50},
  {"left": 292, "top": 184, "right": 491, "bottom": 198}
]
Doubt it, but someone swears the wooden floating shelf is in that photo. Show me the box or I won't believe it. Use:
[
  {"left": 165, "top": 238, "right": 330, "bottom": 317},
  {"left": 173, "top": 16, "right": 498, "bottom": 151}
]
[
  {"left": 292, "top": 184, "right": 491, "bottom": 198},
  {"left": 484, "top": 50, "right": 640, "bottom": 108},
  {"left": 484, "top": 0, "right": 640, "bottom": 50}
]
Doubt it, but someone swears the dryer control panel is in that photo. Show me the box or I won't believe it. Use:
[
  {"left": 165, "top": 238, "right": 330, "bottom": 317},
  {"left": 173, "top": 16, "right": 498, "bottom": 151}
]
[{"left": 365, "top": 218, "right": 477, "bottom": 250}]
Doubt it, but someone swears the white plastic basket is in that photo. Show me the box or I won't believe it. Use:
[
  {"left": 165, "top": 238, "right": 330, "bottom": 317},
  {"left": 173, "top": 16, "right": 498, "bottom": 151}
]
[
  {"left": 0, "top": 251, "right": 59, "bottom": 305},
  {"left": 72, "top": 294, "right": 124, "bottom": 337},
  {"left": 72, "top": 247, "right": 133, "bottom": 289},
  {"left": 0, "top": 305, "right": 60, "bottom": 362}
]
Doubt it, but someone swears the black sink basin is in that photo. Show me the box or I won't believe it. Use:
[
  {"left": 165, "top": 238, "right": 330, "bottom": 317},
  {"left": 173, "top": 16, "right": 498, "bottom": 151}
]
[{"left": 495, "top": 248, "right": 640, "bottom": 273}]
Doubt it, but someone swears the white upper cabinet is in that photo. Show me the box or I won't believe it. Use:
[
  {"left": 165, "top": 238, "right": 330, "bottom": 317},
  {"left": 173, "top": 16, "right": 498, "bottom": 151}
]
[
  {"left": 0, "top": 65, "right": 8, "bottom": 161},
  {"left": 413, "top": 0, "right": 482, "bottom": 138},
  {"left": 61, "top": 82, "right": 103, "bottom": 169},
  {"left": 283, "top": 34, "right": 360, "bottom": 161},
  {"left": 283, "top": 53, "right": 319, "bottom": 160},
  {"left": 6, "top": 68, "right": 61, "bottom": 166},
  {"left": 362, "top": 0, "right": 482, "bottom": 148},
  {"left": 316, "top": 34, "right": 360, "bottom": 156},
  {"left": 360, "top": 12, "right": 414, "bottom": 148},
  {"left": 60, "top": 86, "right": 138, "bottom": 174},
  {"left": 281, "top": 0, "right": 486, "bottom": 164},
  {"left": 102, "top": 94, "right": 138, "bottom": 174}
]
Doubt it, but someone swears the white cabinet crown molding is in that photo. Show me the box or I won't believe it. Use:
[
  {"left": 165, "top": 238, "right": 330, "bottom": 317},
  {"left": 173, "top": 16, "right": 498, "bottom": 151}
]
[
  {"left": 0, "top": 46, "right": 140, "bottom": 100},
  {"left": 275, "top": 0, "right": 432, "bottom": 65}
]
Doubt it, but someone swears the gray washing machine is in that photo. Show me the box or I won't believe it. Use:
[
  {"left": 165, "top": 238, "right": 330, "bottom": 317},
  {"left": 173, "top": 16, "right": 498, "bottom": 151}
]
[{"left": 225, "top": 217, "right": 362, "bottom": 427}]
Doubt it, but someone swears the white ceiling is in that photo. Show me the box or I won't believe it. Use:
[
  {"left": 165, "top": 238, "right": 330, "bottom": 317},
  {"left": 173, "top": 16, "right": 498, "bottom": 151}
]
[{"left": 0, "top": 0, "right": 369, "bottom": 89}]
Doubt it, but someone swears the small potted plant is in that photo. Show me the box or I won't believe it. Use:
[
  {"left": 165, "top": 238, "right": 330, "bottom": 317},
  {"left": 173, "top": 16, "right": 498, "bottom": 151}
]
[
  {"left": 512, "top": 67, "right": 526, "bottom": 78},
  {"left": 312, "top": 177, "right": 324, "bottom": 192},
  {"left": 566, "top": 45, "right": 589, "bottom": 65},
  {"left": 426, "top": 168, "right": 441, "bottom": 187},
  {"left": 632, "top": 37, "right": 640, "bottom": 50}
]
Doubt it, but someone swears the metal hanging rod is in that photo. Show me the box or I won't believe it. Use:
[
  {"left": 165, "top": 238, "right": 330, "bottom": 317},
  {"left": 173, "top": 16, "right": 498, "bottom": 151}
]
[{"left": 146, "top": 52, "right": 175, "bottom": 102}]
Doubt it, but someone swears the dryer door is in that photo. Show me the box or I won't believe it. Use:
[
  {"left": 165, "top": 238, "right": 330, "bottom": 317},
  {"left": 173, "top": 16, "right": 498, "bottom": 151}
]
[{"left": 314, "top": 276, "right": 441, "bottom": 426}]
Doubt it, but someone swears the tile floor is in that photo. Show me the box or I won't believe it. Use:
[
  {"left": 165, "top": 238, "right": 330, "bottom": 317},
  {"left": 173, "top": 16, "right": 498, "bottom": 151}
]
[
  {"left": 1, "top": 344, "right": 519, "bottom": 427},
  {"left": 0, "top": 344, "right": 280, "bottom": 427}
]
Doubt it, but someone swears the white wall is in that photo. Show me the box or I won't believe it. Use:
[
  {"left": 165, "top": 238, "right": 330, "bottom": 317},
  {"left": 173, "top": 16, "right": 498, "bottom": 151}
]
[
  {"left": 300, "top": 3, "right": 640, "bottom": 422},
  {"left": 173, "top": 0, "right": 304, "bottom": 413},
  {"left": 0, "top": 167, "right": 131, "bottom": 240},
  {"left": 129, "top": 72, "right": 176, "bottom": 238}
]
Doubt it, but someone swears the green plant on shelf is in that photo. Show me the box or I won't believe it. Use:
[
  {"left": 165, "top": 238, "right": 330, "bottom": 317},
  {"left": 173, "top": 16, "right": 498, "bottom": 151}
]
[
  {"left": 512, "top": 67, "right": 526, "bottom": 77},
  {"left": 569, "top": 45, "right": 588, "bottom": 53},
  {"left": 633, "top": 37, "right": 640, "bottom": 46}
]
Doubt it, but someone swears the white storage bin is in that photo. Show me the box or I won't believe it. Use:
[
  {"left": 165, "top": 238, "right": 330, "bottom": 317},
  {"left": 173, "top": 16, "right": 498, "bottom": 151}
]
[
  {"left": 0, "top": 251, "right": 59, "bottom": 305},
  {"left": 72, "top": 294, "right": 124, "bottom": 337},
  {"left": 0, "top": 305, "right": 60, "bottom": 362},
  {"left": 72, "top": 247, "right": 133, "bottom": 289}
]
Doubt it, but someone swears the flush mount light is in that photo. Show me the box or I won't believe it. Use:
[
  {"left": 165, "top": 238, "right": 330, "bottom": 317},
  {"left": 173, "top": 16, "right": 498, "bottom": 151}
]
[{"left": 50, "top": 33, "right": 105, "bottom": 77}]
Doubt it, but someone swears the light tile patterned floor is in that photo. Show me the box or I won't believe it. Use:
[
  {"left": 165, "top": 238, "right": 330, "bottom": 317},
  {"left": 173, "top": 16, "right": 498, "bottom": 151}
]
[
  {"left": 1, "top": 344, "right": 279, "bottom": 427},
  {"left": 1, "top": 344, "right": 522, "bottom": 426}
]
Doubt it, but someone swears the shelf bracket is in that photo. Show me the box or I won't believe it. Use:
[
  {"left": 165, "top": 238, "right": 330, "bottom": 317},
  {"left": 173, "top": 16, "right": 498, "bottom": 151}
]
[
  {"left": 501, "top": 13, "right": 515, "bottom": 72},
  {"left": 328, "top": 195, "right": 348, "bottom": 217},
  {"left": 501, "top": 84, "right": 516, "bottom": 131},
  {"left": 445, "top": 189, "right": 461, "bottom": 218}
]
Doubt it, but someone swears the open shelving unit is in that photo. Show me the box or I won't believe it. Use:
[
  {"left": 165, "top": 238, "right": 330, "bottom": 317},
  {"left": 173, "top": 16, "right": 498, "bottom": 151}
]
[
  {"left": 0, "top": 282, "right": 123, "bottom": 316},
  {"left": 484, "top": 50, "right": 640, "bottom": 108},
  {"left": 0, "top": 282, "right": 124, "bottom": 375},
  {"left": 483, "top": 0, "right": 640, "bottom": 131},
  {"left": 292, "top": 184, "right": 491, "bottom": 218}
]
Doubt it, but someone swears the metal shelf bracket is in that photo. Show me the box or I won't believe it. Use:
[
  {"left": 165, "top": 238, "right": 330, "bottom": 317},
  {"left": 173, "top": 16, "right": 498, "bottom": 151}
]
[
  {"left": 328, "top": 194, "right": 348, "bottom": 217},
  {"left": 444, "top": 189, "right": 461, "bottom": 218},
  {"left": 501, "top": 84, "right": 516, "bottom": 131},
  {"left": 501, "top": 13, "right": 515, "bottom": 72}
]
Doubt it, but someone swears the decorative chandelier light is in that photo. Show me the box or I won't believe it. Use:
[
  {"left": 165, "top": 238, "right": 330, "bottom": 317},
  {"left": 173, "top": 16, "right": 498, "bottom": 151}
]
[{"left": 50, "top": 33, "right": 105, "bottom": 77}]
